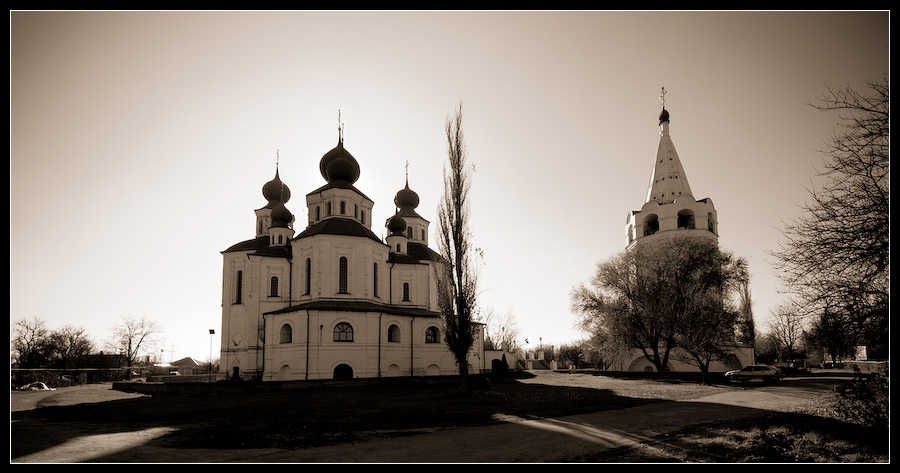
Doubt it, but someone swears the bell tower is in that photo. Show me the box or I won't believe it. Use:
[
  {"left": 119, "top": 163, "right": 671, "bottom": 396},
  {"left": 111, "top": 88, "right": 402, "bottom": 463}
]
[{"left": 626, "top": 88, "right": 718, "bottom": 247}]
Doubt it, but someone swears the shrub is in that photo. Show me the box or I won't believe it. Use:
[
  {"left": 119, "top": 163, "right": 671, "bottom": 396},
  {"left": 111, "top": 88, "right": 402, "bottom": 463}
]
[{"left": 834, "top": 371, "right": 889, "bottom": 428}]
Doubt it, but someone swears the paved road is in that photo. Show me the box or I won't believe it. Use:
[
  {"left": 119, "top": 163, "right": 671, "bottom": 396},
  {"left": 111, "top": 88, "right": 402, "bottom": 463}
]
[{"left": 11, "top": 376, "right": 847, "bottom": 463}]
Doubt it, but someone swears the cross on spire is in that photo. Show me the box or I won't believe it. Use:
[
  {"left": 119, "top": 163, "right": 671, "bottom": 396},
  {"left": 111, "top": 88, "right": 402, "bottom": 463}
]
[{"left": 659, "top": 86, "right": 667, "bottom": 108}]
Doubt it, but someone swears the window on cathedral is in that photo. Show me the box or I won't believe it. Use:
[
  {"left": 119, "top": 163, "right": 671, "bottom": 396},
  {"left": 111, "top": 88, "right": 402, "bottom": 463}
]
[
  {"left": 361, "top": 210, "right": 365, "bottom": 225},
  {"left": 316, "top": 206, "right": 321, "bottom": 221},
  {"left": 388, "top": 324, "right": 401, "bottom": 343},
  {"left": 327, "top": 202, "right": 332, "bottom": 216},
  {"left": 340, "top": 201, "right": 346, "bottom": 215},
  {"left": 339, "top": 257, "right": 349, "bottom": 294},
  {"left": 421, "top": 229, "right": 425, "bottom": 241},
  {"left": 270, "top": 276, "right": 279, "bottom": 297},
  {"left": 373, "top": 262, "right": 379, "bottom": 298},
  {"left": 403, "top": 282, "right": 410, "bottom": 301},
  {"left": 425, "top": 326, "right": 440, "bottom": 343},
  {"left": 305, "top": 258, "right": 312, "bottom": 295},
  {"left": 407, "top": 227, "right": 412, "bottom": 239},
  {"left": 333, "top": 322, "right": 353, "bottom": 342},
  {"left": 280, "top": 324, "right": 292, "bottom": 344},
  {"left": 235, "top": 270, "right": 243, "bottom": 304},
  {"left": 354, "top": 204, "right": 358, "bottom": 218}
]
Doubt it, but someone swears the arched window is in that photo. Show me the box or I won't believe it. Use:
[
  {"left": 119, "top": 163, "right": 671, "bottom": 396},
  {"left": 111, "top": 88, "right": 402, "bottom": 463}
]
[
  {"left": 677, "top": 210, "right": 695, "bottom": 230},
  {"left": 708, "top": 212, "right": 716, "bottom": 233},
  {"left": 340, "top": 201, "right": 346, "bottom": 215},
  {"left": 333, "top": 322, "right": 353, "bottom": 342},
  {"left": 279, "top": 324, "right": 292, "bottom": 344},
  {"left": 305, "top": 258, "right": 312, "bottom": 295},
  {"left": 373, "top": 262, "right": 379, "bottom": 297},
  {"left": 644, "top": 215, "right": 659, "bottom": 236},
  {"left": 403, "top": 282, "right": 410, "bottom": 301},
  {"left": 388, "top": 324, "right": 401, "bottom": 343},
  {"left": 421, "top": 229, "right": 425, "bottom": 240},
  {"left": 235, "top": 270, "right": 243, "bottom": 304},
  {"left": 425, "top": 326, "right": 440, "bottom": 343},
  {"left": 407, "top": 227, "right": 413, "bottom": 239},
  {"left": 339, "top": 257, "right": 349, "bottom": 293},
  {"left": 316, "top": 206, "right": 321, "bottom": 221},
  {"left": 327, "top": 201, "right": 332, "bottom": 216},
  {"left": 354, "top": 204, "right": 358, "bottom": 218},
  {"left": 360, "top": 210, "right": 365, "bottom": 225},
  {"left": 270, "top": 276, "right": 279, "bottom": 297}
]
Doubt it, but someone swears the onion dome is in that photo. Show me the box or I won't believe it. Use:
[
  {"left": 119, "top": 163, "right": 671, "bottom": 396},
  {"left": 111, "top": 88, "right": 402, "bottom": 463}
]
[
  {"left": 319, "top": 138, "right": 360, "bottom": 184},
  {"left": 387, "top": 213, "right": 407, "bottom": 235},
  {"left": 659, "top": 107, "right": 670, "bottom": 125},
  {"left": 271, "top": 202, "right": 293, "bottom": 228},
  {"left": 262, "top": 169, "right": 291, "bottom": 205},
  {"left": 394, "top": 180, "right": 420, "bottom": 210}
]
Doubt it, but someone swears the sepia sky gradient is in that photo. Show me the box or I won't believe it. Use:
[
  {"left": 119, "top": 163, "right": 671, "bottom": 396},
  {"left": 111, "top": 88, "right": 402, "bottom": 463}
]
[{"left": 10, "top": 11, "right": 889, "bottom": 361}]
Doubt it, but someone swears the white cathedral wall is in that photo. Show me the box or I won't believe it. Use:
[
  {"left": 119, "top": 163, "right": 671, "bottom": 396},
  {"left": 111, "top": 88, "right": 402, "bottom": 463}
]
[
  {"left": 263, "top": 310, "right": 473, "bottom": 381},
  {"left": 291, "top": 234, "right": 390, "bottom": 302}
]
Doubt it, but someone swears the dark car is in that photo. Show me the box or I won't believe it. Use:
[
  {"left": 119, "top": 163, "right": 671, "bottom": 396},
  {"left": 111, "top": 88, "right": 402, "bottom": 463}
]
[{"left": 724, "top": 364, "right": 785, "bottom": 384}]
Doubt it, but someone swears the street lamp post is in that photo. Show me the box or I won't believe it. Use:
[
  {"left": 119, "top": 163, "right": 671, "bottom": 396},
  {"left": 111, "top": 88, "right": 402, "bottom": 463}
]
[{"left": 209, "top": 329, "right": 215, "bottom": 384}]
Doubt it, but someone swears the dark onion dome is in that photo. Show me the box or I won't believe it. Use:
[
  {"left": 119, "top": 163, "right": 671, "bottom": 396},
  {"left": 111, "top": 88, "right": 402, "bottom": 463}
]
[
  {"left": 387, "top": 213, "right": 407, "bottom": 235},
  {"left": 319, "top": 139, "right": 360, "bottom": 184},
  {"left": 270, "top": 202, "right": 293, "bottom": 228},
  {"left": 262, "top": 169, "right": 291, "bottom": 205},
  {"left": 394, "top": 181, "right": 420, "bottom": 210},
  {"left": 659, "top": 107, "right": 670, "bottom": 125}
]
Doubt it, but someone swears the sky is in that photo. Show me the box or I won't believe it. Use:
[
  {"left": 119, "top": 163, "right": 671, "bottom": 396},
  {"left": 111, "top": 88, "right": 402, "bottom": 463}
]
[{"left": 10, "top": 11, "right": 889, "bottom": 363}]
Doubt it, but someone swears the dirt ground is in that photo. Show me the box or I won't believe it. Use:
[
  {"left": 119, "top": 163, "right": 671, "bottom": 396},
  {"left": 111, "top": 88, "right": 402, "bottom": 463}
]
[{"left": 10, "top": 370, "right": 884, "bottom": 463}]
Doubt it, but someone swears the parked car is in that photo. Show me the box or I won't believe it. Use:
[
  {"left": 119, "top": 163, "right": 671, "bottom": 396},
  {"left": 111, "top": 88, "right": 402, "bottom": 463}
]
[{"left": 724, "top": 364, "right": 785, "bottom": 384}]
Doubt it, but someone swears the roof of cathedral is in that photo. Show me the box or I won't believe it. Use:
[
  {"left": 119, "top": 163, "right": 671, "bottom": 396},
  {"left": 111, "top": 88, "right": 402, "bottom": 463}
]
[
  {"left": 295, "top": 217, "right": 383, "bottom": 243},
  {"left": 645, "top": 102, "right": 694, "bottom": 205},
  {"left": 261, "top": 167, "right": 291, "bottom": 209},
  {"left": 407, "top": 241, "right": 444, "bottom": 263},
  {"left": 266, "top": 299, "right": 442, "bottom": 318},
  {"left": 222, "top": 235, "right": 291, "bottom": 257}
]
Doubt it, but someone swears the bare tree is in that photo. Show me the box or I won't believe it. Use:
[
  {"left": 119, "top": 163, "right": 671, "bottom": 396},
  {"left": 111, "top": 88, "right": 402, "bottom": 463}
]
[
  {"left": 107, "top": 316, "right": 161, "bottom": 367},
  {"left": 767, "top": 301, "right": 808, "bottom": 364},
  {"left": 11, "top": 317, "right": 50, "bottom": 368},
  {"left": 436, "top": 103, "right": 479, "bottom": 393},
  {"left": 573, "top": 235, "right": 748, "bottom": 381},
  {"left": 772, "top": 75, "right": 889, "bottom": 358},
  {"left": 481, "top": 306, "right": 519, "bottom": 352},
  {"left": 47, "top": 326, "right": 95, "bottom": 369}
]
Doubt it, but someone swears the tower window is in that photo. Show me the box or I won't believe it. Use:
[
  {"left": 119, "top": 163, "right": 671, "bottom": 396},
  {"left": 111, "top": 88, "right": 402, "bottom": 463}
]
[
  {"left": 361, "top": 210, "right": 365, "bottom": 225},
  {"left": 327, "top": 202, "right": 332, "bottom": 216},
  {"left": 333, "top": 322, "right": 353, "bottom": 342},
  {"left": 316, "top": 206, "right": 321, "bottom": 221},
  {"left": 407, "top": 227, "right": 413, "bottom": 239},
  {"left": 421, "top": 229, "right": 425, "bottom": 240},
  {"left": 354, "top": 204, "right": 358, "bottom": 218},
  {"left": 305, "top": 258, "right": 311, "bottom": 295},
  {"left": 339, "top": 257, "right": 349, "bottom": 294},
  {"left": 270, "top": 276, "right": 279, "bottom": 297},
  {"left": 403, "top": 282, "right": 410, "bottom": 301},
  {"left": 373, "top": 262, "right": 379, "bottom": 298},
  {"left": 340, "top": 201, "right": 346, "bottom": 215},
  {"left": 644, "top": 215, "right": 659, "bottom": 236},
  {"left": 677, "top": 210, "right": 696, "bottom": 230},
  {"left": 235, "top": 270, "right": 243, "bottom": 304}
]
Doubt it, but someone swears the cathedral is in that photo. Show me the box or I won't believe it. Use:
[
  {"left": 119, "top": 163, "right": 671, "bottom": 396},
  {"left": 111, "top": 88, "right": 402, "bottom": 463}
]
[
  {"left": 219, "top": 130, "right": 485, "bottom": 381},
  {"left": 621, "top": 89, "right": 754, "bottom": 372}
]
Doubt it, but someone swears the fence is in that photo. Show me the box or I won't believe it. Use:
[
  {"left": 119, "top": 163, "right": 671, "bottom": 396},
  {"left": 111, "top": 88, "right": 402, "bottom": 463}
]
[{"left": 11, "top": 368, "right": 136, "bottom": 389}]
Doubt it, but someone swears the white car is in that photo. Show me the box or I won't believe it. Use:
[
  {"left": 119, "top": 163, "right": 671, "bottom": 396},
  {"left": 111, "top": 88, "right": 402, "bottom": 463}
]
[{"left": 724, "top": 364, "right": 785, "bottom": 384}]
